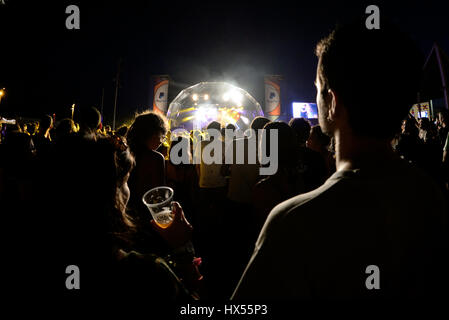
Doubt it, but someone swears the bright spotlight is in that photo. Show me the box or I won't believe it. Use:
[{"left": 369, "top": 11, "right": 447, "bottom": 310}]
[
  {"left": 195, "top": 106, "right": 218, "bottom": 125},
  {"left": 196, "top": 107, "right": 207, "bottom": 120},
  {"left": 192, "top": 94, "right": 198, "bottom": 101},
  {"left": 223, "top": 91, "right": 243, "bottom": 105},
  {"left": 231, "top": 91, "right": 243, "bottom": 104},
  {"left": 204, "top": 94, "right": 209, "bottom": 100}
]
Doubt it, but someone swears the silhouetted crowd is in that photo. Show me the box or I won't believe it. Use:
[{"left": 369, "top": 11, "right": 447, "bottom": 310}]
[
  {"left": 1, "top": 106, "right": 447, "bottom": 300},
  {"left": 1, "top": 20, "right": 448, "bottom": 305}
]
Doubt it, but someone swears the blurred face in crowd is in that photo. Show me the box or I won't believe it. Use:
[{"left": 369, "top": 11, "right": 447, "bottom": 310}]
[
  {"left": 401, "top": 120, "right": 407, "bottom": 133},
  {"left": 147, "top": 131, "right": 166, "bottom": 151},
  {"left": 439, "top": 112, "right": 447, "bottom": 126}
]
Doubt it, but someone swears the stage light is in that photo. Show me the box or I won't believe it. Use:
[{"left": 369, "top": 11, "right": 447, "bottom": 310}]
[
  {"left": 167, "top": 82, "right": 264, "bottom": 131},
  {"left": 195, "top": 106, "right": 218, "bottom": 124},
  {"left": 224, "top": 90, "right": 243, "bottom": 106},
  {"left": 231, "top": 91, "right": 243, "bottom": 103},
  {"left": 223, "top": 91, "right": 243, "bottom": 105},
  {"left": 196, "top": 107, "right": 206, "bottom": 120}
]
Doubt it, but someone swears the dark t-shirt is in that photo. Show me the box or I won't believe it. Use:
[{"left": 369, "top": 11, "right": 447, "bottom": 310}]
[{"left": 233, "top": 158, "right": 449, "bottom": 299}]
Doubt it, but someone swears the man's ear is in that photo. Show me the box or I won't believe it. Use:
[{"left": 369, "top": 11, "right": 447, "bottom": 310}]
[{"left": 327, "top": 88, "right": 338, "bottom": 121}]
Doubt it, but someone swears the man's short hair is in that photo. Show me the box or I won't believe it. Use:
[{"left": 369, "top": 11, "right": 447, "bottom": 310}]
[
  {"left": 289, "top": 118, "right": 311, "bottom": 144},
  {"left": 315, "top": 19, "right": 423, "bottom": 139},
  {"left": 250, "top": 116, "right": 271, "bottom": 130},
  {"left": 206, "top": 121, "right": 221, "bottom": 131},
  {"left": 263, "top": 121, "right": 299, "bottom": 167}
]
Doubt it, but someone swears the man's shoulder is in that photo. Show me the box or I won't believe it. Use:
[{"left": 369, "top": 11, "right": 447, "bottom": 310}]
[{"left": 264, "top": 177, "right": 341, "bottom": 229}]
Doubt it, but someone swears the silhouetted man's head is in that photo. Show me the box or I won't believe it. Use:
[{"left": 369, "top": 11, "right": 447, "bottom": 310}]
[
  {"left": 262, "top": 121, "right": 299, "bottom": 168},
  {"left": 315, "top": 20, "right": 422, "bottom": 139},
  {"left": 206, "top": 121, "right": 221, "bottom": 139},
  {"left": 206, "top": 121, "right": 221, "bottom": 132},
  {"left": 77, "top": 107, "right": 101, "bottom": 132},
  {"left": 226, "top": 123, "right": 236, "bottom": 131},
  {"left": 250, "top": 116, "right": 271, "bottom": 131},
  {"left": 289, "top": 118, "right": 311, "bottom": 145}
]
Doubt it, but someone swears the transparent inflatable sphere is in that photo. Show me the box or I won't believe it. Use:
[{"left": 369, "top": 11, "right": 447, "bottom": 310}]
[{"left": 166, "top": 82, "right": 264, "bottom": 134}]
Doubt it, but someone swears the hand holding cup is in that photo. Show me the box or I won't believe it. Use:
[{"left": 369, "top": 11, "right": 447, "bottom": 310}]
[{"left": 150, "top": 201, "right": 193, "bottom": 248}]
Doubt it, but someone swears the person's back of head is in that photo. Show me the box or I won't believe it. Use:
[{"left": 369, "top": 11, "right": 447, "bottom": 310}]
[
  {"left": 116, "top": 125, "right": 129, "bottom": 137},
  {"left": 262, "top": 121, "right": 299, "bottom": 169},
  {"left": 38, "top": 116, "right": 53, "bottom": 138},
  {"left": 248, "top": 116, "right": 271, "bottom": 142},
  {"left": 315, "top": 19, "right": 423, "bottom": 139},
  {"left": 289, "top": 118, "right": 311, "bottom": 146},
  {"left": 49, "top": 134, "right": 136, "bottom": 284},
  {"left": 226, "top": 123, "right": 236, "bottom": 132},
  {"left": 55, "top": 118, "right": 75, "bottom": 140},
  {"left": 308, "top": 125, "right": 331, "bottom": 151},
  {"left": 206, "top": 120, "right": 221, "bottom": 132},
  {"left": 76, "top": 107, "right": 101, "bottom": 133},
  {"left": 250, "top": 116, "right": 271, "bottom": 131},
  {"left": 206, "top": 121, "right": 221, "bottom": 139}
]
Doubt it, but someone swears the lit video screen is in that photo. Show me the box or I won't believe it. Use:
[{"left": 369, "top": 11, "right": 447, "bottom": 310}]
[
  {"left": 292, "top": 102, "right": 318, "bottom": 119},
  {"left": 420, "top": 111, "right": 429, "bottom": 118}
]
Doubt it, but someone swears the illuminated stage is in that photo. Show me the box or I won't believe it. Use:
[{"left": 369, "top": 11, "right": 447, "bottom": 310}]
[{"left": 166, "top": 82, "right": 264, "bottom": 133}]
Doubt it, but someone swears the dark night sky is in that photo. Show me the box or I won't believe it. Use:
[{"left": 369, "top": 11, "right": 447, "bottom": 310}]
[{"left": 0, "top": 0, "right": 448, "bottom": 125}]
